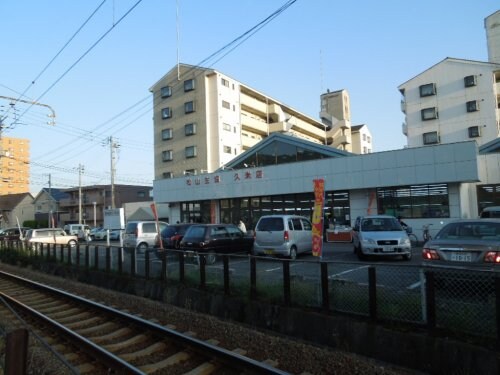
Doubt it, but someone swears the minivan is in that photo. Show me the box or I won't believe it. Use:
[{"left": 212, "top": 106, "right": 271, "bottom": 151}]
[
  {"left": 25, "top": 228, "right": 78, "bottom": 248},
  {"left": 123, "top": 220, "right": 168, "bottom": 251},
  {"left": 64, "top": 224, "right": 90, "bottom": 240},
  {"left": 252, "top": 215, "right": 313, "bottom": 259}
]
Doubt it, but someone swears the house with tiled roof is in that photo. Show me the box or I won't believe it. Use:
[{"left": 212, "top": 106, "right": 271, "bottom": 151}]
[{"left": 0, "top": 193, "right": 34, "bottom": 229}]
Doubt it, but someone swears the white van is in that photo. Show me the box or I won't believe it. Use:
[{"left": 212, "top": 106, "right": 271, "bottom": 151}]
[
  {"left": 123, "top": 221, "right": 168, "bottom": 252},
  {"left": 252, "top": 215, "right": 313, "bottom": 259},
  {"left": 63, "top": 224, "right": 90, "bottom": 240}
]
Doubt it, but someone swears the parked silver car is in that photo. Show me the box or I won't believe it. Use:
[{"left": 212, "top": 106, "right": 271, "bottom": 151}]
[
  {"left": 422, "top": 219, "right": 500, "bottom": 267},
  {"left": 352, "top": 215, "right": 412, "bottom": 260},
  {"left": 25, "top": 228, "right": 78, "bottom": 248},
  {"left": 123, "top": 221, "right": 168, "bottom": 252},
  {"left": 252, "top": 215, "right": 313, "bottom": 259}
]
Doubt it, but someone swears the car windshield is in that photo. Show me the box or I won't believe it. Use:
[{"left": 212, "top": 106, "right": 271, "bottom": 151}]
[
  {"left": 361, "top": 218, "right": 402, "bottom": 231},
  {"left": 436, "top": 222, "right": 500, "bottom": 241},
  {"left": 184, "top": 226, "right": 206, "bottom": 240}
]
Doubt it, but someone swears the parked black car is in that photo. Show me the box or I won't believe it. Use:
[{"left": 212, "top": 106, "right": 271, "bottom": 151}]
[
  {"left": 0, "top": 227, "right": 30, "bottom": 241},
  {"left": 160, "top": 223, "right": 194, "bottom": 249},
  {"left": 179, "top": 224, "right": 254, "bottom": 264}
]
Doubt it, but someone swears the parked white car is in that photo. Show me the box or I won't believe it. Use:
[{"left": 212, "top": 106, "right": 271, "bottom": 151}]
[
  {"left": 352, "top": 215, "right": 412, "bottom": 261},
  {"left": 25, "top": 228, "right": 78, "bottom": 248}
]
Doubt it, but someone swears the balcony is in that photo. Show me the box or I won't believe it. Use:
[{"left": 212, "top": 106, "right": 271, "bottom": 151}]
[
  {"left": 402, "top": 122, "right": 408, "bottom": 136},
  {"left": 400, "top": 100, "right": 406, "bottom": 114}
]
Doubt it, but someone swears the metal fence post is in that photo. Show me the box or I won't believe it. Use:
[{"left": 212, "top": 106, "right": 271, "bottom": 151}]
[
  {"left": 118, "top": 247, "right": 123, "bottom": 274},
  {"left": 199, "top": 254, "right": 206, "bottom": 290},
  {"left": 179, "top": 252, "right": 185, "bottom": 283},
  {"left": 59, "top": 244, "right": 64, "bottom": 262},
  {"left": 130, "top": 249, "right": 136, "bottom": 277},
  {"left": 161, "top": 251, "right": 167, "bottom": 281},
  {"left": 5, "top": 328, "right": 28, "bottom": 375},
  {"left": 85, "top": 245, "right": 90, "bottom": 269},
  {"left": 425, "top": 271, "right": 436, "bottom": 331},
  {"left": 320, "top": 262, "right": 330, "bottom": 311},
  {"left": 250, "top": 257, "right": 257, "bottom": 300},
  {"left": 145, "top": 250, "right": 150, "bottom": 280},
  {"left": 495, "top": 278, "right": 500, "bottom": 346},
  {"left": 76, "top": 245, "right": 81, "bottom": 267},
  {"left": 283, "top": 260, "right": 291, "bottom": 306},
  {"left": 106, "top": 247, "right": 111, "bottom": 273},
  {"left": 94, "top": 246, "right": 99, "bottom": 270},
  {"left": 223, "top": 255, "right": 230, "bottom": 296},
  {"left": 368, "top": 266, "right": 377, "bottom": 321}
]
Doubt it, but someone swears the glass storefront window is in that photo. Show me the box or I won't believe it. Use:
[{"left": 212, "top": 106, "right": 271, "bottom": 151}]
[
  {"left": 378, "top": 184, "right": 449, "bottom": 218},
  {"left": 477, "top": 184, "right": 500, "bottom": 215}
]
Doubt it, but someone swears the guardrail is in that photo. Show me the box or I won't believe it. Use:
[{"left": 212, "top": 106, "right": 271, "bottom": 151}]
[{"left": 1, "top": 240, "right": 499, "bottom": 345}]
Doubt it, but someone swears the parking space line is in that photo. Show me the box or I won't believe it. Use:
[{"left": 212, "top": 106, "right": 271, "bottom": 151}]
[{"left": 328, "top": 265, "right": 369, "bottom": 279}]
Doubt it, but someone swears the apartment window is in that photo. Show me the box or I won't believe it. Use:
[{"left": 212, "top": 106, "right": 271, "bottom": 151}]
[
  {"left": 163, "top": 172, "right": 173, "bottom": 179},
  {"left": 367, "top": 136, "right": 371, "bottom": 143},
  {"left": 162, "top": 150, "right": 173, "bottom": 162},
  {"left": 162, "top": 128, "right": 173, "bottom": 140},
  {"left": 421, "top": 107, "right": 438, "bottom": 121},
  {"left": 362, "top": 134, "right": 366, "bottom": 141},
  {"left": 419, "top": 83, "right": 436, "bottom": 97},
  {"left": 184, "top": 101, "right": 195, "bottom": 114},
  {"left": 137, "top": 191, "right": 146, "bottom": 198},
  {"left": 464, "top": 75, "right": 477, "bottom": 87},
  {"left": 160, "top": 86, "right": 172, "bottom": 98},
  {"left": 221, "top": 78, "right": 229, "bottom": 87},
  {"left": 468, "top": 126, "right": 481, "bottom": 138},
  {"left": 161, "top": 107, "right": 172, "bottom": 119},
  {"left": 423, "top": 131, "right": 439, "bottom": 145},
  {"left": 223, "top": 145, "right": 231, "bottom": 154},
  {"left": 466, "top": 100, "right": 479, "bottom": 112},
  {"left": 184, "top": 169, "right": 196, "bottom": 175},
  {"left": 185, "top": 146, "right": 197, "bottom": 158},
  {"left": 185, "top": 123, "right": 197, "bottom": 136},
  {"left": 223, "top": 123, "right": 231, "bottom": 131},
  {"left": 222, "top": 100, "right": 230, "bottom": 109},
  {"left": 363, "top": 146, "right": 367, "bottom": 154},
  {"left": 184, "top": 79, "right": 195, "bottom": 92}
]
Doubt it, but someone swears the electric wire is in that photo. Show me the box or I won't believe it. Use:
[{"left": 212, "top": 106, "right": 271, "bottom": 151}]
[{"left": 9, "top": 0, "right": 298, "bottom": 191}]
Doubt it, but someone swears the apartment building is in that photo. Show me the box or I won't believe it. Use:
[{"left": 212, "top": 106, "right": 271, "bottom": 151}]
[
  {"left": 351, "top": 124, "right": 372, "bottom": 154},
  {"left": 398, "top": 11, "right": 500, "bottom": 148},
  {"left": 0, "top": 136, "right": 29, "bottom": 195},
  {"left": 59, "top": 184, "right": 152, "bottom": 227},
  {"left": 398, "top": 10, "right": 500, "bottom": 213},
  {"left": 150, "top": 64, "right": 370, "bottom": 180}
]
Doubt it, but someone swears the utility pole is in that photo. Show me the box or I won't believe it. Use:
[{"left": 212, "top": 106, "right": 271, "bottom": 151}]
[
  {"left": 78, "top": 164, "right": 84, "bottom": 224},
  {"left": 108, "top": 137, "right": 119, "bottom": 209},
  {"left": 48, "top": 174, "right": 52, "bottom": 228}
]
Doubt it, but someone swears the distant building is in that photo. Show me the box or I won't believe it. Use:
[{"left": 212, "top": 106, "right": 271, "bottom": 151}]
[
  {"left": 150, "top": 64, "right": 371, "bottom": 181},
  {"left": 351, "top": 124, "right": 372, "bottom": 154},
  {"left": 0, "top": 137, "right": 30, "bottom": 195},
  {"left": 0, "top": 192, "right": 34, "bottom": 229},
  {"left": 398, "top": 11, "right": 500, "bottom": 148},
  {"left": 58, "top": 184, "right": 152, "bottom": 227},
  {"left": 398, "top": 10, "right": 500, "bottom": 212},
  {"left": 32, "top": 188, "right": 70, "bottom": 227}
]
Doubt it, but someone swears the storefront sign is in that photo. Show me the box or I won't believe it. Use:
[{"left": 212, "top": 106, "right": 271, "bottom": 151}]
[
  {"left": 186, "top": 170, "right": 264, "bottom": 186},
  {"left": 312, "top": 178, "right": 325, "bottom": 257}
]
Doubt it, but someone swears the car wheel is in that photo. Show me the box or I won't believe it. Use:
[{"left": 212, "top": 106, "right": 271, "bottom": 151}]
[
  {"left": 289, "top": 246, "right": 297, "bottom": 260},
  {"left": 205, "top": 251, "right": 217, "bottom": 265},
  {"left": 137, "top": 243, "right": 148, "bottom": 253},
  {"left": 68, "top": 240, "right": 77, "bottom": 248},
  {"left": 403, "top": 251, "right": 412, "bottom": 261},
  {"left": 356, "top": 246, "right": 366, "bottom": 260},
  {"left": 174, "top": 240, "right": 181, "bottom": 250}
]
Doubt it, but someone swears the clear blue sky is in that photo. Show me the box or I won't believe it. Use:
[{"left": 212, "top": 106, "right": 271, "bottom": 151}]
[{"left": 0, "top": 1, "right": 498, "bottom": 195}]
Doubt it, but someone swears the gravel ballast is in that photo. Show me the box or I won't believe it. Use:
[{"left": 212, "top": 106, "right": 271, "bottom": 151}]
[{"left": 0, "top": 263, "right": 425, "bottom": 374}]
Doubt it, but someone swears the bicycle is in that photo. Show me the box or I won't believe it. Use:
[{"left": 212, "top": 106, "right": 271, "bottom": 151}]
[
  {"left": 404, "top": 227, "right": 418, "bottom": 247},
  {"left": 422, "top": 223, "right": 433, "bottom": 243}
]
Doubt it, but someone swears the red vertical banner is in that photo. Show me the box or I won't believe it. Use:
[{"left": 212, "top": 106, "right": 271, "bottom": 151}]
[
  {"left": 312, "top": 178, "right": 325, "bottom": 257},
  {"left": 150, "top": 202, "right": 163, "bottom": 249}
]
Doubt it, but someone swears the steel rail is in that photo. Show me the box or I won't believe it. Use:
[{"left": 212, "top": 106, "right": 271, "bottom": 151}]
[{"left": 0, "top": 270, "right": 289, "bottom": 374}]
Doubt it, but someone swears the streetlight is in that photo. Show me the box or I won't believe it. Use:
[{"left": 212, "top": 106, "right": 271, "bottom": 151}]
[{"left": 93, "top": 202, "right": 97, "bottom": 227}]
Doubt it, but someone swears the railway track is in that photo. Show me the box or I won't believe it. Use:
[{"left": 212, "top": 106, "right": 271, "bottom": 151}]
[{"left": 0, "top": 270, "right": 288, "bottom": 374}]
